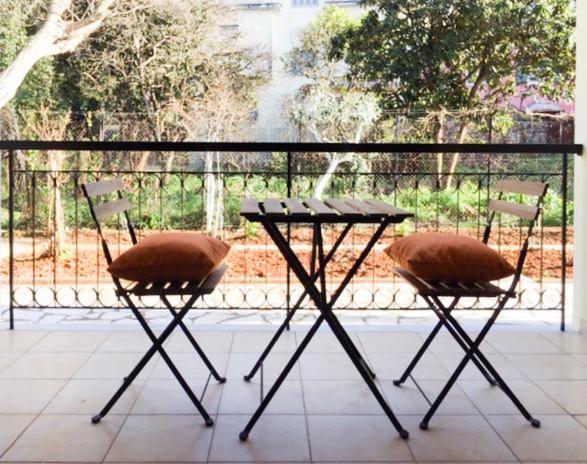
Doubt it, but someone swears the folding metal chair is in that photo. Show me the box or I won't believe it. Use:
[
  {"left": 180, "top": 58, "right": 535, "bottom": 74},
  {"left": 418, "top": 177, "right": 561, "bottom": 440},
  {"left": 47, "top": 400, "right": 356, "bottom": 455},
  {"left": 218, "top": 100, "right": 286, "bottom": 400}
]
[
  {"left": 81, "top": 178, "right": 227, "bottom": 427},
  {"left": 392, "top": 179, "right": 548, "bottom": 430}
]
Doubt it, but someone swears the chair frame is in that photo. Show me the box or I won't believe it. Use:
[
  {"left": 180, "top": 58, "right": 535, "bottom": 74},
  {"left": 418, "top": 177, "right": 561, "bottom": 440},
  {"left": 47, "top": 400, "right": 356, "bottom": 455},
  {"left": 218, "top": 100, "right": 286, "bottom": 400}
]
[
  {"left": 81, "top": 178, "right": 227, "bottom": 427},
  {"left": 392, "top": 178, "right": 548, "bottom": 430}
]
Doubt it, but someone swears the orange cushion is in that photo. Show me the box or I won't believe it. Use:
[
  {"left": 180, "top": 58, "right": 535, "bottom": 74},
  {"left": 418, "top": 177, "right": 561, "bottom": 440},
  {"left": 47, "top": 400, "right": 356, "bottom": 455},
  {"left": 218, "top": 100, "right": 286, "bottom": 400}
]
[
  {"left": 384, "top": 232, "right": 515, "bottom": 283},
  {"left": 108, "top": 233, "right": 230, "bottom": 282}
]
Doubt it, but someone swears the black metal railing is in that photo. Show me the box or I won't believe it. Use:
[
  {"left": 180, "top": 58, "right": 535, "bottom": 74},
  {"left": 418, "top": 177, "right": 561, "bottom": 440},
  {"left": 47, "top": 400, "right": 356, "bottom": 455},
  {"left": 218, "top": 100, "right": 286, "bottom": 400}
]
[{"left": 0, "top": 140, "right": 582, "bottom": 330}]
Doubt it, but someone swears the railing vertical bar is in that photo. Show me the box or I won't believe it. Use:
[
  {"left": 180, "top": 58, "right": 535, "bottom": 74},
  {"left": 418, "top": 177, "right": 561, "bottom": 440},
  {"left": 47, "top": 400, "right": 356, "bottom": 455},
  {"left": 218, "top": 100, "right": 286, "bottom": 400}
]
[
  {"left": 286, "top": 151, "right": 292, "bottom": 329},
  {"left": 561, "top": 152, "right": 568, "bottom": 331},
  {"left": 8, "top": 149, "right": 14, "bottom": 329}
]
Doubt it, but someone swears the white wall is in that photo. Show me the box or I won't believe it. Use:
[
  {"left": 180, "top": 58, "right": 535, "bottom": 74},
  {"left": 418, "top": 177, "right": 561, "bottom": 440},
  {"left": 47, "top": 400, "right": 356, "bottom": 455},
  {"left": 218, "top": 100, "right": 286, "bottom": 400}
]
[
  {"left": 574, "top": 0, "right": 586, "bottom": 331},
  {"left": 225, "top": 0, "right": 364, "bottom": 140}
]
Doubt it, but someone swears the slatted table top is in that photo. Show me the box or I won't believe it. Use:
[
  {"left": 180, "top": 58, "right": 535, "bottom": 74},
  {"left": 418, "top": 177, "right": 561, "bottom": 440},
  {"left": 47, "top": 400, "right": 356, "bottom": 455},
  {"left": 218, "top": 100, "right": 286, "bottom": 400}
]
[{"left": 240, "top": 197, "right": 413, "bottom": 224}]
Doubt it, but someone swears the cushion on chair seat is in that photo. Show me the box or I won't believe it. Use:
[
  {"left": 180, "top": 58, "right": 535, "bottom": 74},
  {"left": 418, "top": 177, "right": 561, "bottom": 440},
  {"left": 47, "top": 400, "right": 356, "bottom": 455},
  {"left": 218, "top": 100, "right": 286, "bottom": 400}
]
[
  {"left": 108, "top": 232, "right": 230, "bottom": 283},
  {"left": 384, "top": 232, "right": 515, "bottom": 283}
]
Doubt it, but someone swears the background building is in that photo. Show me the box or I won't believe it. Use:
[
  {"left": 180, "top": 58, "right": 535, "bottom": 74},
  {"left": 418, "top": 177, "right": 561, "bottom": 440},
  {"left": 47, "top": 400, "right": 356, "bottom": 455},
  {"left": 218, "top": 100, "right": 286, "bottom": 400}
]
[{"left": 224, "top": 0, "right": 363, "bottom": 141}]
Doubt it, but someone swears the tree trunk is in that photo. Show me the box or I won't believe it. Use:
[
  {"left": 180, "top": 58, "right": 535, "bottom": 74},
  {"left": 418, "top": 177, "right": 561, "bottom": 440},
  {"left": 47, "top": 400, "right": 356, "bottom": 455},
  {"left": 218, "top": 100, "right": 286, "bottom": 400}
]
[
  {"left": 435, "top": 110, "right": 446, "bottom": 186},
  {"left": 445, "top": 119, "right": 470, "bottom": 191},
  {"left": 205, "top": 151, "right": 216, "bottom": 234},
  {"left": 0, "top": 0, "right": 115, "bottom": 109},
  {"left": 313, "top": 152, "right": 354, "bottom": 200},
  {"left": 46, "top": 150, "right": 67, "bottom": 259}
]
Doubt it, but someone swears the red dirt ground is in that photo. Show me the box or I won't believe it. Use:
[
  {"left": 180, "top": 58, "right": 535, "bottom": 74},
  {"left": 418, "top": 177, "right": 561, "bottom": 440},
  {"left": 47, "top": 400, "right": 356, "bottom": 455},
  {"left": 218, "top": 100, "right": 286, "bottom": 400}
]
[{"left": 4, "top": 226, "right": 572, "bottom": 283}]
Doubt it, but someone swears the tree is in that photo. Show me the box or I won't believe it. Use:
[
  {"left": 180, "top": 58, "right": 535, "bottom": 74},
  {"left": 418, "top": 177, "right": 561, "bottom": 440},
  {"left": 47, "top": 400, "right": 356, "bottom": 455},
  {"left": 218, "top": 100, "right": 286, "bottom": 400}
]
[
  {"left": 336, "top": 0, "right": 575, "bottom": 188},
  {"left": 0, "top": 0, "right": 116, "bottom": 110},
  {"left": 285, "top": 6, "right": 380, "bottom": 199},
  {"left": 74, "top": 0, "right": 264, "bottom": 232}
]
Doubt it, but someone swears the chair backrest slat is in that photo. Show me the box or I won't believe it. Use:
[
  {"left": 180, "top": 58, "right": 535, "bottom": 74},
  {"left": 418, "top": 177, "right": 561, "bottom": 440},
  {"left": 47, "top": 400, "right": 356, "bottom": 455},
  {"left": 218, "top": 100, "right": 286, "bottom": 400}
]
[
  {"left": 93, "top": 197, "right": 132, "bottom": 221},
  {"left": 83, "top": 179, "right": 125, "bottom": 197},
  {"left": 495, "top": 179, "right": 547, "bottom": 197},
  {"left": 488, "top": 199, "right": 539, "bottom": 220}
]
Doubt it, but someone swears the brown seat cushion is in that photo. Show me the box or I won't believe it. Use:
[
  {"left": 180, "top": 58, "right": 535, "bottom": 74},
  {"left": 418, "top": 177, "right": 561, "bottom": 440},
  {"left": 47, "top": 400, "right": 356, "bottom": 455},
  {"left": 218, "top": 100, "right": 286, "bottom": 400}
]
[
  {"left": 108, "top": 232, "right": 230, "bottom": 283},
  {"left": 384, "top": 232, "right": 515, "bottom": 283}
]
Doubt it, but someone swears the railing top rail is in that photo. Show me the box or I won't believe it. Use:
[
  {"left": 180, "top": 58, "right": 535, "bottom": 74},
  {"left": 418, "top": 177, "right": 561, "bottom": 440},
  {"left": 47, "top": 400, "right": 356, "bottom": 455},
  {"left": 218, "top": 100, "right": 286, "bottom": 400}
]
[{"left": 0, "top": 140, "right": 583, "bottom": 154}]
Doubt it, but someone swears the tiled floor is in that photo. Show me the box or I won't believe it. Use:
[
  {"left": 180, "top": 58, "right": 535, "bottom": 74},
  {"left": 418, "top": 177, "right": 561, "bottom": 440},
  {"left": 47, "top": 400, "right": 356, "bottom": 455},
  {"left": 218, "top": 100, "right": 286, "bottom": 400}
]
[{"left": 1, "top": 326, "right": 587, "bottom": 463}]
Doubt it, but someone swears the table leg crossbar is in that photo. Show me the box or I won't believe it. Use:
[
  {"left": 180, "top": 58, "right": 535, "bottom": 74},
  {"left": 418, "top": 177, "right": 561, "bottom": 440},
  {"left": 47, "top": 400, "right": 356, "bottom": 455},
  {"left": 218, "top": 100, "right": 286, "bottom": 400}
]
[{"left": 239, "top": 220, "right": 409, "bottom": 441}]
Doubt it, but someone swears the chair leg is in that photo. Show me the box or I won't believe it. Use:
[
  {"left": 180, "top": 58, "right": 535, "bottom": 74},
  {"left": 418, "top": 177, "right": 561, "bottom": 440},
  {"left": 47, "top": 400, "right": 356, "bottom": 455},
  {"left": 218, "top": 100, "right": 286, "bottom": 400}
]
[
  {"left": 393, "top": 320, "right": 444, "bottom": 386},
  {"left": 428, "top": 296, "right": 497, "bottom": 386},
  {"left": 93, "top": 292, "right": 214, "bottom": 427},
  {"left": 161, "top": 295, "right": 226, "bottom": 383},
  {"left": 419, "top": 298, "right": 539, "bottom": 430},
  {"left": 442, "top": 310, "right": 540, "bottom": 427},
  {"left": 393, "top": 297, "right": 494, "bottom": 387}
]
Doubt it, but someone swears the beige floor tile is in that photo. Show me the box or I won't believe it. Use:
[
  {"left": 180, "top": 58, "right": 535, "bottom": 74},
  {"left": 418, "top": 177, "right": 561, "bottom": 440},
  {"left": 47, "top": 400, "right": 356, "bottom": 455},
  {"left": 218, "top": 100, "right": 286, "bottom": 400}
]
[
  {"left": 575, "top": 415, "right": 587, "bottom": 429},
  {"left": 131, "top": 378, "right": 222, "bottom": 414},
  {"left": 0, "top": 379, "right": 64, "bottom": 414},
  {"left": 487, "top": 332, "right": 562, "bottom": 354},
  {"left": 574, "top": 354, "right": 587, "bottom": 366},
  {"left": 459, "top": 379, "right": 565, "bottom": 414},
  {"left": 506, "top": 354, "right": 587, "bottom": 380},
  {"left": 226, "top": 352, "right": 300, "bottom": 380},
  {"left": 75, "top": 352, "right": 157, "bottom": 380},
  {"left": 380, "top": 380, "right": 431, "bottom": 414},
  {"left": 307, "top": 415, "right": 413, "bottom": 462},
  {"left": 301, "top": 330, "right": 360, "bottom": 353},
  {"left": 358, "top": 331, "right": 423, "bottom": 353},
  {"left": 436, "top": 353, "right": 527, "bottom": 380},
  {"left": 219, "top": 379, "right": 304, "bottom": 414},
  {"left": 97, "top": 331, "right": 153, "bottom": 352},
  {"left": 0, "top": 415, "right": 35, "bottom": 456},
  {"left": 303, "top": 379, "right": 384, "bottom": 415},
  {"left": 232, "top": 331, "right": 297, "bottom": 353},
  {"left": 0, "top": 353, "right": 21, "bottom": 373},
  {"left": 209, "top": 414, "right": 310, "bottom": 462},
  {"left": 3, "top": 414, "right": 124, "bottom": 462},
  {"left": 0, "top": 331, "right": 47, "bottom": 352},
  {"left": 149, "top": 352, "right": 228, "bottom": 380},
  {"left": 165, "top": 331, "right": 234, "bottom": 353},
  {"left": 541, "top": 331, "right": 587, "bottom": 354},
  {"left": 300, "top": 352, "right": 362, "bottom": 380},
  {"left": 402, "top": 415, "right": 516, "bottom": 462},
  {"left": 105, "top": 415, "right": 213, "bottom": 462},
  {"left": 417, "top": 331, "right": 496, "bottom": 355},
  {"left": 0, "top": 352, "right": 90, "bottom": 379},
  {"left": 367, "top": 352, "right": 450, "bottom": 381},
  {"left": 30, "top": 331, "right": 108, "bottom": 352},
  {"left": 45, "top": 378, "right": 143, "bottom": 414},
  {"left": 416, "top": 380, "right": 478, "bottom": 415},
  {"left": 487, "top": 415, "right": 587, "bottom": 461},
  {"left": 535, "top": 380, "right": 587, "bottom": 414}
]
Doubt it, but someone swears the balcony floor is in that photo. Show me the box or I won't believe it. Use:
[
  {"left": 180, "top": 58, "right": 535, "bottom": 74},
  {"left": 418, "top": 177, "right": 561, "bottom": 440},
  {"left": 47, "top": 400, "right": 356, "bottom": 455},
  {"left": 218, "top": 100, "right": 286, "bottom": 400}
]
[{"left": 1, "top": 324, "right": 587, "bottom": 463}]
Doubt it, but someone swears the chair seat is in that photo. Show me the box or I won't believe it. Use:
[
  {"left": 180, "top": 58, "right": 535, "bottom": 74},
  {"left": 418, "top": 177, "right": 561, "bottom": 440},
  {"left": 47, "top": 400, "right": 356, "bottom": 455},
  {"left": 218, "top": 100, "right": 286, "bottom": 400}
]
[
  {"left": 117, "top": 265, "right": 227, "bottom": 297},
  {"left": 393, "top": 267, "right": 513, "bottom": 298}
]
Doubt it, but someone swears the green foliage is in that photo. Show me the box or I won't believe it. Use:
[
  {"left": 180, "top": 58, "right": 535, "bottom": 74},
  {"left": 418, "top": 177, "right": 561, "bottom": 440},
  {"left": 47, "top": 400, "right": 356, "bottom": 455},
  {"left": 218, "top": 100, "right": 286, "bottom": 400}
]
[
  {"left": 0, "top": 0, "right": 56, "bottom": 111},
  {"left": 336, "top": 0, "right": 575, "bottom": 114}
]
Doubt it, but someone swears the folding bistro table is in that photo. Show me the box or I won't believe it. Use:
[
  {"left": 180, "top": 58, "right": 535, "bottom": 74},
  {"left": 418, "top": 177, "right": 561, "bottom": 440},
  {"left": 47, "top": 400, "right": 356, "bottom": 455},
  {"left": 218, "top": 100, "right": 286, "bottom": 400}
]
[{"left": 238, "top": 197, "right": 414, "bottom": 440}]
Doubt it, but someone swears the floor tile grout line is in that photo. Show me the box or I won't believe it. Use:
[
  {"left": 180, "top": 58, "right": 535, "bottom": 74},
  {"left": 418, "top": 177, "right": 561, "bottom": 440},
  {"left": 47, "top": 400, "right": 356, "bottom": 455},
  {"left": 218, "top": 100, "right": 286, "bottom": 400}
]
[
  {"left": 0, "top": 329, "right": 105, "bottom": 462},
  {"left": 205, "top": 330, "right": 234, "bottom": 464},
  {"left": 297, "top": 327, "right": 314, "bottom": 464},
  {"left": 357, "top": 331, "right": 418, "bottom": 463}
]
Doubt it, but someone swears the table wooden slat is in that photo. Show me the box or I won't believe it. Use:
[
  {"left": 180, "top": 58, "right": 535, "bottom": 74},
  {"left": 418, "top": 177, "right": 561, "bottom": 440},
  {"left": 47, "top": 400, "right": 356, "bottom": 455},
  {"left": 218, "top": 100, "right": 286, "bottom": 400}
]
[
  {"left": 324, "top": 198, "right": 363, "bottom": 216},
  {"left": 284, "top": 198, "right": 311, "bottom": 216},
  {"left": 364, "top": 199, "right": 413, "bottom": 217},
  {"left": 240, "top": 198, "right": 262, "bottom": 215},
  {"left": 264, "top": 198, "right": 285, "bottom": 216},
  {"left": 304, "top": 198, "right": 337, "bottom": 216},
  {"left": 345, "top": 199, "right": 383, "bottom": 216}
]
